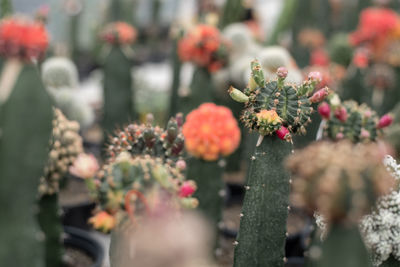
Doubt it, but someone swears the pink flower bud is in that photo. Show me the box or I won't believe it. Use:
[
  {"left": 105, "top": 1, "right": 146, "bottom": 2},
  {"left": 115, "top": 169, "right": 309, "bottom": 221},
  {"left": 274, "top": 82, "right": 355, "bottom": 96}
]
[
  {"left": 336, "top": 132, "right": 344, "bottom": 140},
  {"left": 276, "top": 126, "right": 291, "bottom": 141},
  {"left": 179, "top": 181, "right": 197, "bottom": 198},
  {"left": 377, "top": 114, "right": 393, "bottom": 129},
  {"left": 308, "top": 71, "right": 322, "bottom": 84},
  {"left": 176, "top": 160, "right": 187, "bottom": 170},
  {"left": 364, "top": 110, "right": 372, "bottom": 118},
  {"left": 360, "top": 128, "right": 370, "bottom": 139},
  {"left": 310, "top": 87, "right": 329, "bottom": 103},
  {"left": 334, "top": 107, "right": 348, "bottom": 122},
  {"left": 318, "top": 102, "right": 331, "bottom": 119},
  {"left": 276, "top": 67, "right": 288, "bottom": 79}
]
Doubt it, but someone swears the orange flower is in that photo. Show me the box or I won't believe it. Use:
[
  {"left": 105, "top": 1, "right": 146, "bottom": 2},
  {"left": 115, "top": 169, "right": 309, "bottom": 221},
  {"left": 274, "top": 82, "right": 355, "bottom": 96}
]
[
  {"left": 101, "top": 22, "right": 137, "bottom": 45},
  {"left": 89, "top": 211, "right": 116, "bottom": 232},
  {"left": 0, "top": 17, "right": 48, "bottom": 61},
  {"left": 182, "top": 103, "right": 240, "bottom": 161},
  {"left": 178, "top": 25, "right": 228, "bottom": 72}
]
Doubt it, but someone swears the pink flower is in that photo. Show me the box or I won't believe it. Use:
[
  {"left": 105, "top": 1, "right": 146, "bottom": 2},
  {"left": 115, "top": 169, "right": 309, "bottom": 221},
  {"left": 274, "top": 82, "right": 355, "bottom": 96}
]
[
  {"left": 360, "top": 128, "right": 370, "bottom": 139},
  {"left": 176, "top": 160, "right": 186, "bottom": 171},
  {"left": 179, "top": 181, "right": 197, "bottom": 198},
  {"left": 276, "top": 67, "right": 288, "bottom": 79},
  {"left": 69, "top": 153, "right": 99, "bottom": 179},
  {"left": 334, "top": 107, "right": 348, "bottom": 122},
  {"left": 377, "top": 114, "right": 393, "bottom": 128},
  {"left": 318, "top": 102, "right": 331, "bottom": 120},
  {"left": 276, "top": 126, "right": 291, "bottom": 141},
  {"left": 308, "top": 71, "right": 323, "bottom": 84},
  {"left": 310, "top": 87, "right": 329, "bottom": 103},
  {"left": 336, "top": 132, "right": 344, "bottom": 140}
]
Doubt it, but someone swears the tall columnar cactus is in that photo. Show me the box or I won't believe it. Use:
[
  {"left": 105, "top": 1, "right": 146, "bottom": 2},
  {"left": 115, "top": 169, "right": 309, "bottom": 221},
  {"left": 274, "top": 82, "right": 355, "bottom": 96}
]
[
  {"left": 0, "top": 0, "right": 12, "bottom": 18},
  {"left": 87, "top": 153, "right": 198, "bottom": 267},
  {"left": 168, "top": 29, "right": 183, "bottom": 118},
  {"left": 177, "top": 25, "right": 229, "bottom": 115},
  {"left": 286, "top": 141, "right": 395, "bottom": 267},
  {"left": 37, "top": 108, "right": 83, "bottom": 267},
  {"left": 182, "top": 103, "right": 241, "bottom": 246},
  {"left": 317, "top": 93, "right": 393, "bottom": 142},
  {"left": 219, "top": 0, "right": 246, "bottom": 29},
  {"left": 0, "top": 16, "right": 52, "bottom": 267},
  {"left": 100, "top": 22, "right": 137, "bottom": 137},
  {"left": 229, "top": 60, "right": 328, "bottom": 267}
]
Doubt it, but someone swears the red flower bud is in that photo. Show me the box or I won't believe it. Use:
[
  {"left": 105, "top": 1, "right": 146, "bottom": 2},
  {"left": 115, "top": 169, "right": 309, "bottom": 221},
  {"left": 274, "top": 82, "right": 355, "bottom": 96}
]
[
  {"left": 276, "top": 126, "right": 291, "bottom": 141},
  {"left": 318, "top": 102, "right": 331, "bottom": 119},
  {"left": 334, "top": 107, "right": 348, "bottom": 122},
  {"left": 336, "top": 132, "right": 344, "bottom": 140},
  {"left": 377, "top": 114, "right": 393, "bottom": 129},
  {"left": 308, "top": 71, "right": 323, "bottom": 84},
  {"left": 179, "top": 181, "right": 197, "bottom": 198},
  {"left": 276, "top": 67, "right": 288, "bottom": 79},
  {"left": 310, "top": 87, "right": 329, "bottom": 103}
]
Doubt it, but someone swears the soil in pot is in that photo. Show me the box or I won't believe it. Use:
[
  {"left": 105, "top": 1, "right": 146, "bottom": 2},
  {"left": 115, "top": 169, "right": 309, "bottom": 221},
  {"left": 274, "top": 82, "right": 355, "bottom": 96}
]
[{"left": 63, "top": 246, "right": 94, "bottom": 267}]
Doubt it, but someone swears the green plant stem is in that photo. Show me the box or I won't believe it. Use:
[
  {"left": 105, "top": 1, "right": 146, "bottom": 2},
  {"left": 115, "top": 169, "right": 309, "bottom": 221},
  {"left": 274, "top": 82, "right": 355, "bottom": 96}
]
[
  {"left": 0, "top": 0, "right": 12, "bottom": 18},
  {"left": 0, "top": 62, "right": 53, "bottom": 267},
  {"left": 220, "top": 0, "right": 246, "bottom": 29},
  {"left": 38, "top": 193, "right": 63, "bottom": 267},
  {"left": 168, "top": 33, "right": 182, "bottom": 118},
  {"left": 233, "top": 136, "right": 292, "bottom": 267},
  {"left": 186, "top": 158, "right": 225, "bottom": 245},
  {"left": 307, "top": 225, "right": 372, "bottom": 267}
]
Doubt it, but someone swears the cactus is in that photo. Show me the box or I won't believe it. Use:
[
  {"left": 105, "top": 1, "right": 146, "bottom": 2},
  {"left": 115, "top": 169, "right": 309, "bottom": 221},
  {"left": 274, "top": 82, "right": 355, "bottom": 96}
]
[
  {"left": 105, "top": 114, "right": 185, "bottom": 164},
  {"left": 87, "top": 152, "right": 198, "bottom": 267},
  {"left": 0, "top": 16, "right": 52, "bottom": 267},
  {"left": 37, "top": 108, "right": 83, "bottom": 267},
  {"left": 168, "top": 30, "right": 183, "bottom": 118},
  {"left": 220, "top": 0, "right": 246, "bottom": 29},
  {"left": 229, "top": 61, "right": 328, "bottom": 267},
  {"left": 177, "top": 25, "right": 228, "bottom": 115},
  {"left": 318, "top": 92, "right": 393, "bottom": 142},
  {"left": 182, "top": 103, "right": 241, "bottom": 246},
  {"left": 100, "top": 22, "right": 137, "bottom": 137},
  {"left": 287, "top": 141, "right": 395, "bottom": 267},
  {"left": 0, "top": 0, "right": 12, "bottom": 18},
  {"left": 42, "top": 57, "right": 79, "bottom": 89}
]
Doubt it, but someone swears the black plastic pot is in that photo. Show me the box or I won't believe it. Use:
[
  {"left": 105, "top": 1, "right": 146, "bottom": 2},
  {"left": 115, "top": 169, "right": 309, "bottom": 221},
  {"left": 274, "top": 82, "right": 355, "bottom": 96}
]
[
  {"left": 62, "top": 201, "right": 96, "bottom": 230},
  {"left": 64, "top": 226, "right": 104, "bottom": 267}
]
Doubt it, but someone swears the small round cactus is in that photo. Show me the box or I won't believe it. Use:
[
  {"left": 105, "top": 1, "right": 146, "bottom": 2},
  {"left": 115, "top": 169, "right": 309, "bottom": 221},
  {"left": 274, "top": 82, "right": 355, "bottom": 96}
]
[
  {"left": 230, "top": 59, "right": 329, "bottom": 142},
  {"left": 105, "top": 114, "right": 185, "bottom": 164},
  {"left": 41, "top": 57, "right": 79, "bottom": 89},
  {"left": 182, "top": 103, "right": 241, "bottom": 161},
  {"left": 89, "top": 153, "right": 198, "bottom": 232},
  {"left": 318, "top": 93, "right": 392, "bottom": 143},
  {"left": 38, "top": 108, "right": 83, "bottom": 196}
]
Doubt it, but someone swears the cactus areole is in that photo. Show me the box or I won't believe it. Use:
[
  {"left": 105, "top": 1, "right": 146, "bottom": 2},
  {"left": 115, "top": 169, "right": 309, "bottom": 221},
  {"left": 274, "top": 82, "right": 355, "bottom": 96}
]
[{"left": 230, "top": 60, "right": 328, "bottom": 267}]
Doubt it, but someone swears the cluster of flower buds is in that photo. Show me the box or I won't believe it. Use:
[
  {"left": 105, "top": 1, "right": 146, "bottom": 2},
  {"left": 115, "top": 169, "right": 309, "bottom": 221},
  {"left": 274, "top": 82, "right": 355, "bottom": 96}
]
[
  {"left": 38, "top": 109, "right": 83, "bottom": 196},
  {"left": 318, "top": 93, "right": 393, "bottom": 142},
  {"left": 229, "top": 60, "right": 329, "bottom": 142},
  {"left": 106, "top": 114, "right": 185, "bottom": 165},
  {"left": 100, "top": 21, "right": 137, "bottom": 45},
  {"left": 182, "top": 103, "right": 241, "bottom": 161},
  {"left": 88, "top": 153, "right": 198, "bottom": 232},
  {"left": 0, "top": 16, "right": 48, "bottom": 61},
  {"left": 286, "top": 141, "right": 395, "bottom": 224},
  {"left": 178, "top": 24, "right": 229, "bottom": 72}
]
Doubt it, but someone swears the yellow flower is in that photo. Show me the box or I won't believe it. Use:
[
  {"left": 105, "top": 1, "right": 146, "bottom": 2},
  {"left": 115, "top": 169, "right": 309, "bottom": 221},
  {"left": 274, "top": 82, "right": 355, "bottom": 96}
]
[
  {"left": 256, "top": 109, "right": 282, "bottom": 125},
  {"left": 89, "top": 211, "right": 116, "bottom": 232}
]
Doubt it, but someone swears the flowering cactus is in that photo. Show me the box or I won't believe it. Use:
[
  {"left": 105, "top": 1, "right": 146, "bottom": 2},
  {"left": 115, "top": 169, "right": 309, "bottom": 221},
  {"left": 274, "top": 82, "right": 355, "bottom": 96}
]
[
  {"left": 177, "top": 25, "right": 229, "bottom": 115},
  {"left": 0, "top": 14, "right": 52, "bottom": 266},
  {"left": 101, "top": 21, "right": 137, "bottom": 136},
  {"left": 105, "top": 114, "right": 185, "bottom": 163},
  {"left": 0, "top": 16, "right": 48, "bottom": 61},
  {"left": 37, "top": 108, "right": 83, "bottom": 267},
  {"left": 182, "top": 103, "right": 240, "bottom": 245},
  {"left": 319, "top": 93, "right": 391, "bottom": 143},
  {"left": 286, "top": 141, "right": 395, "bottom": 267},
  {"left": 229, "top": 60, "right": 328, "bottom": 267}
]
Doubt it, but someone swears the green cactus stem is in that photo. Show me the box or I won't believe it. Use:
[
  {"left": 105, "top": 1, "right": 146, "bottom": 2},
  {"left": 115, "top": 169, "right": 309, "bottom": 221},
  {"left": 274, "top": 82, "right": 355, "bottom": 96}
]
[
  {"left": 0, "top": 0, "right": 12, "bottom": 18},
  {"left": 37, "top": 194, "right": 63, "bottom": 267},
  {"left": 102, "top": 46, "right": 135, "bottom": 137},
  {"left": 268, "top": 0, "right": 299, "bottom": 45},
  {"left": 109, "top": 0, "right": 135, "bottom": 24},
  {"left": 230, "top": 60, "right": 327, "bottom": 267},
  {"left": 234, "top": 136, "right": 292, "bottom": 266},
  {"left": 220, "top": 0, "right": 246, "bottom": 29},
  {"left": 307, "top": 225, "right": 372, "bottom": 267},
  {"left": 0, "top": 61, "right": 53, "bottom": 267},
  {"left": 186, "top": 158, "right": 225, "bottom": 245},
  {"left": 178, "top": 67, "right": 216, "bottom": 116},
  {"left": 168, "top": 31, "right": 183, "bottom": 118}
]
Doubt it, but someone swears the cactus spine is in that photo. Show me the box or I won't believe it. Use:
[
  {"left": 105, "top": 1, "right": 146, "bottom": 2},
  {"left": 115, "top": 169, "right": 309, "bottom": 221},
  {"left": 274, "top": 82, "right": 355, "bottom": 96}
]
[
  {"left": 230, "top": 61, "right": 327, "bottom": 267},
  {"left": 0, "top": 61, "right": 53, "bottom": 267}
]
